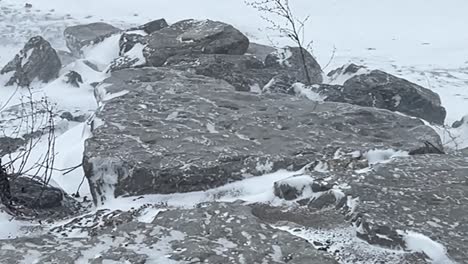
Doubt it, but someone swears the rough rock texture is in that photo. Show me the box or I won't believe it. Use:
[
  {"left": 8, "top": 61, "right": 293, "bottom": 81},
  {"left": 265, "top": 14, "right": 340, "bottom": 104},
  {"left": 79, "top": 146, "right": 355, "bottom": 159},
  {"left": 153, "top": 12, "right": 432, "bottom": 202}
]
[
  {"left": 265, "top": 46, "right": 323, "bottom": 85},
  {"left": 83, "top": 67, "right": 442, "bottom": 204},
  {"left": 306, "top": 70, "right": 447, "bottom": 124},
  {"left": 0, "top": 137, "right": 25, "bottom": 156},
  {"left": 119, "top": 19, "right": 168, "bottom": 56},
  {"left": 340, "top": 70, "right": 445, "bottom": 124},
  {"left": 246, "top": 42, "right": 276, "bottom": 62},
  {"left": 0, "top": 36, "right": 61, "bottom": 87},
  {"left": 165, "top": 53, "right": 271, "bottom": 91},
  {"left": 8, "top": 176, "right": 81, "bottom": 220},
  {"left": 262, "top": 154, "right": 468, "bottom": 263},
  {"left": 64, "top": 70, "right": 83, "bottom": 87},
  {"left": 143, "top": 19, "right": 249, "bottom": 66},
  {"left": 64, "top": 22, "right": 121, "bottom": 56},
  {"left": 165, "top": 47, "right": 324, "bottom": 92},
  {"left": 128, "top": 18, "right": 168, "bottom": 34},
  {"left": 0, "top": 203, "right": 338, "bottom": 263}
]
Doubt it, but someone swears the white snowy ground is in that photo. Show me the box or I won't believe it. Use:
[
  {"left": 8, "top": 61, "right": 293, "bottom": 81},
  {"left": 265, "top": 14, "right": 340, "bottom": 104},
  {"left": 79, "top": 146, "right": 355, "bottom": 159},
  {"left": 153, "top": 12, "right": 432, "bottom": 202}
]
[{"left": 0, "top": 0, "right": 467, "bottom": 263}]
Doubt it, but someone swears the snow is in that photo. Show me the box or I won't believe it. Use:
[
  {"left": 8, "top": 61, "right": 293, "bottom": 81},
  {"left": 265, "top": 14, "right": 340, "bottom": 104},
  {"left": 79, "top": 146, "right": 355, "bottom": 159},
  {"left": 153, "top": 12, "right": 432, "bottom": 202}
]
[
  {"left": 403, "top": 231, "right": 455, "bottom": 264},
  {"left": 292, "top": 83, "right": 326, "bottom": 101},
  {"left": 0, "top": 0, "right": 467, "bottom": 262},
  {"left": 81, "top": 34, "right": 121, "bottom": 71},
  {"left": 364, "top": 149, "right": 409, "bottom": 165}
]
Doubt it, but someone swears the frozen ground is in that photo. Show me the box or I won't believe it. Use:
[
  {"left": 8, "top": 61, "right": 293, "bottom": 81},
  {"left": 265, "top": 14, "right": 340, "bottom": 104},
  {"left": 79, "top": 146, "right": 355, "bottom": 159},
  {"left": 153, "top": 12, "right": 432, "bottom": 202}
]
[{"left": 0, "top": 0, "right": 467, "bottom": 263}]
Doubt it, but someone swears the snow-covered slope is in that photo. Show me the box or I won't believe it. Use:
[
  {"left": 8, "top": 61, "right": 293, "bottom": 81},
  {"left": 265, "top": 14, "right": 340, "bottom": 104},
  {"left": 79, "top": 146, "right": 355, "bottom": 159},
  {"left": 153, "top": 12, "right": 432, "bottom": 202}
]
[{"left": 0, "top": 1, "right": 467, "bottom": 263}]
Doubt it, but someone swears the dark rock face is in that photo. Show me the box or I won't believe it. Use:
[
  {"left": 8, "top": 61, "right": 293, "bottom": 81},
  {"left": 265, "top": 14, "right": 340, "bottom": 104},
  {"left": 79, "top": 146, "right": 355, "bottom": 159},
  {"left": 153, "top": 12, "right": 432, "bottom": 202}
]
[
  {"left": 118, "top": 19, "right": 168, "bottom": 57},
  {"left": 265, "top": 46, "right": 323, "bottom": 85},
  {"left": 165, "top": 53, "right": 270, "bottom": 91},
  {"left": 308, "top": 70, "right": 447, "bottom": 124},
  {"left": 64, "top": 70, "right": 83, "bottom": 87},
  {"left": 0, "top": 36, "right": 61, "bottom": 87},
  {"left": 83, "top": 67, "right": 442, "bottom": 204},
  {"left": 128, "top": 18, "right": 169, "bottom": 34},
  {"left": 143, "top": 19, "right": 250, "bottom": 66},
  {"left": 8, "top": 176, "right": 81, "bottom": 219},
  {"left": 452, "top": 115, "right": 467, "bottom": 128},
  {"left": 64, "top": 22, "right": 121, "bottom": 56},
  {"left": 165, "top": 48, "right": 323, "bottom": 92},
  {"left": 341, "top": 70, "right": 446, "bottom": 124},
  {"left": 0, "top": 203, "right": 338, "bottom": 263},
  {"left": 330, "top": 154, "right": 468, "bottom": 263},
  {"left": 0, "top": 137, "right": 25, "bottom": 156}
]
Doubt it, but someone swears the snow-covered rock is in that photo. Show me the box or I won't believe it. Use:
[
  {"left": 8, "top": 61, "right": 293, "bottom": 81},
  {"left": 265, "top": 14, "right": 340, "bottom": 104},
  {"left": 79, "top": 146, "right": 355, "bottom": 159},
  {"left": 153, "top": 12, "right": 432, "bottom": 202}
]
[
  {"left": 64, "top": 22, "right": 122, "bottom": 56},
  {"left": 0, "top": 36, "right": 61, "bottom": 87},
  {"left": 143, "top": 19, "right": 250, "bottom": 66},
  {"left": 342, "top": 70, "right": 447, "bottom": 124},
  {"left": 83, "top": 67, "right": 442, "bottom": 204},
  {"left": 265, "top": 46, "right": 323, "bottom": 85}
]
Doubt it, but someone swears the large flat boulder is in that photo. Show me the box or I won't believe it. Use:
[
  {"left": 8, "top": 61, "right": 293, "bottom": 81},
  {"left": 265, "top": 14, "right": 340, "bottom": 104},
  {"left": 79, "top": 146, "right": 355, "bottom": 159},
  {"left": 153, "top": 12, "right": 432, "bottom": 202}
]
[
  {"left": 0, "top": 203, "right": 338, "bottom": 263},
  {"left": 64, "top": 22, "right": 122, "bottom": 56},
  {"left": 83, "top": 67, "right": 442, "bottom": 205},
  {"left": 143, "top": 19, "right": 249, "bottom": 66},
  {"left": 1, "top": 36, "right": 61, "bottom": 87}
]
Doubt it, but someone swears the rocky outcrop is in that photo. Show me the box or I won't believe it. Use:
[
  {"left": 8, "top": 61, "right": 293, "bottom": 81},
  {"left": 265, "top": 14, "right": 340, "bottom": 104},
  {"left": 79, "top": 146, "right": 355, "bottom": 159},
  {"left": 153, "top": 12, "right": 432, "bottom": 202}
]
[
  {"left": 83, "top": 67, "right": 442, "bottom": 205},
  {"left": 341, "top": 70, "right": 446, "bottom": 124},
  {"left": 0, "top": 203, "right": 338, "bottom": 263},
  {"left": 166, "top": 46, "right": 323, "bottom": 92},
  {"left": 64, "top": 22, "right": 121, "bottom": 56},
  {"left": 305, "top": 69, "right": 447, "bottom": 124},
  {"left": 143, "top": 19, "right": 250, "bottom": 66},
  {"left": 0, "top": 137, "right": 25, "bottom": 156},
  {"left": 8, "top": 176, "right": 81, "bottom": 220},
  {"left": 0, "top": 36, "right": 61, "bottom": 87}
]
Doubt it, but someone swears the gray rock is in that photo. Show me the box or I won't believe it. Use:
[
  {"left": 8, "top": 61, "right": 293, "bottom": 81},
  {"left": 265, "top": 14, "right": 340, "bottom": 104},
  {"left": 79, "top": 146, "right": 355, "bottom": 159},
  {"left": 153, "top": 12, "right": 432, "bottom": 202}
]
[
  {"left": 165, "top": 53, "right": 270, "bottom": 91},
  {"left": 128, "top": 18, "right": 168, "bottom": 34},
  {"left": 64, "top": 22, "right": 121, "bottom": 56},
  {"left": 64, "top": 70, "right": 83, "bottom": 87},
  {"left": 1, "top": 36, "right": 61, "bottom": 87},
  {"left": 143, "top": 19, "right": 249, "bottom": 66},
  {"left": 83, "top": 67, "right": 442, "bottom": 204},
  {"left": 246, "top": 42, "right": 276, "bottom": 62},
  {"left": 0, "top": 203, "right": 338, "bottom": 263},
  {"left": 118, "top": 32, "right": 147, "bottom": 55},
  {"left": 326, "top": 154, "right": 468, "bottom": 263},
  {"left": 265, "top": 46, "right": 323, "bottom": 85},
  {"left": 340, "top": 70, "right": 446, "bottom": 124},
  {"left": 452, "top": 115, "right": 468, "bottom": 128},
  {"left": 0, "top": 137, "right": 25, "bottom": 156},
  {"left": 8, "top": 176, "right": 81, "bottom": 220}
]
